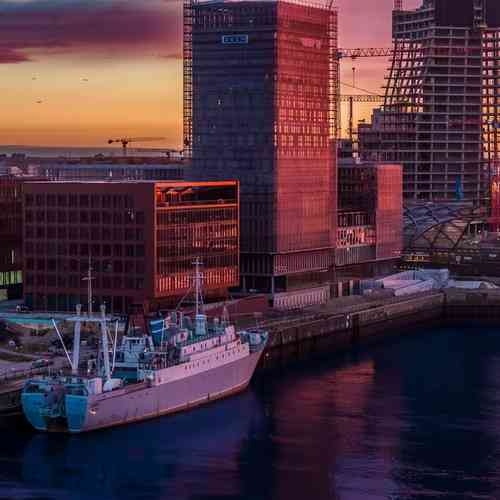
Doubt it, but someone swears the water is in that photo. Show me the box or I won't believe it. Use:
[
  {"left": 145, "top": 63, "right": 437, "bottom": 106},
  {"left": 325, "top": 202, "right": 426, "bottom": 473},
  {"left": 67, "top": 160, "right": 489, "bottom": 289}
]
[
  {"left": 0, "top": 317, "right": 53, "bottom": 326},
  {"left": 2, "top": 325, "right": 500, "bottom": 500}
]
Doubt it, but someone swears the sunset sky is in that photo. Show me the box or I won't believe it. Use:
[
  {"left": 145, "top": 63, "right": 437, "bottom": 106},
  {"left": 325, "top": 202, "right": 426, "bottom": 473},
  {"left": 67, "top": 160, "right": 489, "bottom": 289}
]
[{"left": 0, "top": 0, "right": 420, "bottom": 148}]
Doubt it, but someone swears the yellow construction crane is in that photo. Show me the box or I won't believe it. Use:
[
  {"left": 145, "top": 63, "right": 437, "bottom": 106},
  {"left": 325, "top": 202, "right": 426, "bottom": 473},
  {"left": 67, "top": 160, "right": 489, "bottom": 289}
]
[
  {"left": 340, "top": 94, "right": 384, "bottom": 142},
  {"left": 107, "top": 137, "right": 166, "bottom": 156}
]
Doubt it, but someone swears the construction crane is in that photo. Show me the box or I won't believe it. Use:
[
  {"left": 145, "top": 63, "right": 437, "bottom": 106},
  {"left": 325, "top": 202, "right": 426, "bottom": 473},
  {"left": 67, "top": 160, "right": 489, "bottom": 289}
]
[
  {"left": 340, "top": 95, "right": 384, "bottom": 103},
  {"left": 107, "top": 137, "right": 166, "bottom": 156},
  {"left": 335, "top": 48, "right": 394, "bottom": 140},
  {"left": 337, "top": 48, "right": 393, "bottom": 61},
  {"left": 340, "top": 94, "right": 384, "bottom": 142}
]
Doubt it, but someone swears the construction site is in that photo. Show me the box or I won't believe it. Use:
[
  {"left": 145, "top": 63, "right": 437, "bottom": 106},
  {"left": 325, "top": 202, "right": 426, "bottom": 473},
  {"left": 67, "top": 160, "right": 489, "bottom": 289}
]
[{"left": 344, "top": 0, "right": 500, "bottom": 271}]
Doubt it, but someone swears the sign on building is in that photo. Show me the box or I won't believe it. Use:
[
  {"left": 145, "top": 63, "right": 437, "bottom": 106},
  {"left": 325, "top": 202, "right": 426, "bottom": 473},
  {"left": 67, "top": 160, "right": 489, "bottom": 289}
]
[{"left": 221, "top": 35, "right": 249, "bottom": 45}]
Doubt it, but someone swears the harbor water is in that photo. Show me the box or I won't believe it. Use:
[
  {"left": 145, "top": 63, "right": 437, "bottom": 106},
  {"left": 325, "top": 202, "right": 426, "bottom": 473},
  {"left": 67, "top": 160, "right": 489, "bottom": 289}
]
[{"left": 2, "top": 325, "right": 500, "bottom": 499}]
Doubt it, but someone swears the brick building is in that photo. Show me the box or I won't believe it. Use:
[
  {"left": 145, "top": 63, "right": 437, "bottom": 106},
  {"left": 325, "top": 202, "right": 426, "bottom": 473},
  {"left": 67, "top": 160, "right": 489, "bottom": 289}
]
[{"left": 23, "top": 180, "right": 239, "bottom": 314}]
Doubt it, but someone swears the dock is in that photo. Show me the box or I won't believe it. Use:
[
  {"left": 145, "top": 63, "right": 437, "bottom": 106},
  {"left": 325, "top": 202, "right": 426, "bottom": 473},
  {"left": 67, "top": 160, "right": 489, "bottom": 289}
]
[{"left": 0, "top": 379, "right": 24, "bottom": 418}]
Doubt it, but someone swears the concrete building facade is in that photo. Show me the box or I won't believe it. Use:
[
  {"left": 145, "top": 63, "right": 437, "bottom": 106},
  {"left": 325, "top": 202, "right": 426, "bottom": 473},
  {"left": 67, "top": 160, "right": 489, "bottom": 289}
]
[{"left": 362, "top": 0, "right": 500, "bottom": 203}]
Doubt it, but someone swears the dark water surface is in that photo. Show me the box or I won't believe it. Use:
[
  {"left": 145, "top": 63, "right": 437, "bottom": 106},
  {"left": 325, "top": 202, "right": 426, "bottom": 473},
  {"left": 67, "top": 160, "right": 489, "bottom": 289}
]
[{"left": 2, "top": 326, "right": 500, "bottom": 500}]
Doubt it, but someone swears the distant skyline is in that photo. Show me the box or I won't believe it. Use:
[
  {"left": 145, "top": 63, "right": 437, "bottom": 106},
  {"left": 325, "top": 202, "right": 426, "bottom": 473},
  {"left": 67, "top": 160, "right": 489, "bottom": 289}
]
[{"left": 0, "top": 0, "right": 420, "bottom": 148}]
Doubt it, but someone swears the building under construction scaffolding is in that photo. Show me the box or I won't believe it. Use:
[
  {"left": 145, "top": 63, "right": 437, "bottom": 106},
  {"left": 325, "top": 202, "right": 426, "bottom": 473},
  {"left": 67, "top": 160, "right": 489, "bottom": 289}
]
[
  {"left": 360, "top": 0, "right": 500, "bottom": 205},
  {"left": 185, "top": 0, "right": 338, "bottom": 307}
]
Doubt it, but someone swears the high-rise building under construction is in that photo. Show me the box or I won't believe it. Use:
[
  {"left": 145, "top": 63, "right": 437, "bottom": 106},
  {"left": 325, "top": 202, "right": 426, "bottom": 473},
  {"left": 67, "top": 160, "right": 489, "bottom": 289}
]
[
  {"left": 361, "top": 0, "right": 500, "bottom": 203},
  {"left": 185, "top": 0, "right": 337, "bottom": 304}
]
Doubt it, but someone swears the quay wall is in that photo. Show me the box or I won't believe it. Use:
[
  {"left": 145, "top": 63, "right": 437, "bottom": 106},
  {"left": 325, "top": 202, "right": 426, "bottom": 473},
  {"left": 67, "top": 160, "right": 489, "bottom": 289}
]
[
  {"left": 444, "top": 289, "right": 500, "bottom": 324},
  {"left": 260, "top": 291, "right": 446, "bottom": 370}
]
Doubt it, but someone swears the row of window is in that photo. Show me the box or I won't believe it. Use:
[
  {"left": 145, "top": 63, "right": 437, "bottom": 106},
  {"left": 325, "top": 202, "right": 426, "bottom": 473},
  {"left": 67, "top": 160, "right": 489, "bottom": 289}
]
[
  {"left": 25, "top": 274, "right": 145, "bottom": 290},
  {"left": 25, "top": 242, "right": 145, "bottom": 258},
  {"left": 156, "top": 267, "right": 237, "bottom": 293},
  {"left": 24, "top": 294, "right": 137, "bottom": 314},
  {"left": 25, "top": 210, "right": 144, "bottom": 225},
  {"left": 25, "top": 193, "right": 136, "bottom": 209},
  {"left": 25, "top": 258, "right": 145, "bottom": 274},
  {"left": 25, "top": 226, "right": 144, "bottom": 242},
  {"left": 184, "top": 346, "right": 244, "bottom": 371}
]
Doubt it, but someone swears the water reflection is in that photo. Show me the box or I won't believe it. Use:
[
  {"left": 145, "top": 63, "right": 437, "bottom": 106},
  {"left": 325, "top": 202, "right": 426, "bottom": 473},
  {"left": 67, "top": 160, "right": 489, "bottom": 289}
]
[
  {"left": 2, "top": 327, "right": 500, "bottom": 499},
  {"left": 14, "top": 391, "right": 265, "bottom": 500}
]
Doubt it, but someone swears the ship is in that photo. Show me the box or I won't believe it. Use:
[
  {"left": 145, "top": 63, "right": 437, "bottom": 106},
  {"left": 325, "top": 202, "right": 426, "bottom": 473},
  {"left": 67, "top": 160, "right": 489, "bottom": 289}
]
[{"left": 21, "top": 260, "right": 268, "bottom": 433}]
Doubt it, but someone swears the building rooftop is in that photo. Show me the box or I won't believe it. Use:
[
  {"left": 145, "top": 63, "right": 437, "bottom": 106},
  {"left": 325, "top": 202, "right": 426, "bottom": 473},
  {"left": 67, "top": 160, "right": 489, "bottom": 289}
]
[{"left": 25, "top": 179, "right": 237, "bottom": 186}]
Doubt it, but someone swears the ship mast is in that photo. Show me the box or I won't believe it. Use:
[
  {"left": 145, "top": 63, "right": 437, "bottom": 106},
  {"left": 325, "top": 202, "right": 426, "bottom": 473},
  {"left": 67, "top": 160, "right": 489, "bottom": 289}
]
[
  {"left": 100, "top": 304, "right": 111, "bottom": 382},
  {"left": 192, "top": 258, "right": 207, "bottom": 337},
  {"left": 82, "top": 255, "right": 95, "bottom": 317},
  {"left": 72, "top": 304, "right": 82, "bottom": 375},
  {"left": 193, "top": 257, "right": 204, "bottom": 317}
]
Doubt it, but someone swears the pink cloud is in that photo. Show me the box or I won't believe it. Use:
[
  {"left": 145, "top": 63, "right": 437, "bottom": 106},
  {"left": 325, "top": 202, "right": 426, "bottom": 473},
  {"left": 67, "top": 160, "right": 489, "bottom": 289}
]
[{"left": 0, "top": 0, "right": 182, "bottom": 63}]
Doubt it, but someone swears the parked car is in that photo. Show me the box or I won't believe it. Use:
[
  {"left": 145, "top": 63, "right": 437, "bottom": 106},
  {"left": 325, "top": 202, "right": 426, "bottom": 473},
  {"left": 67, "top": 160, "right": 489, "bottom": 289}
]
[
  {"left": 16, "top": 305, "right": 30, "bottom": 313},
  {"left": 31, "top": 359, "right": 53, "bottom": 369}
]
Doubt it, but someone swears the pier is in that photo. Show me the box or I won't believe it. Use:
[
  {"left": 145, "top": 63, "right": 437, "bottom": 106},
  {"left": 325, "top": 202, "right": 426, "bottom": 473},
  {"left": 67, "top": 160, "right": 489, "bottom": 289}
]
[{"left": 3, "top": 287, "right": 500, "bottom": 421}]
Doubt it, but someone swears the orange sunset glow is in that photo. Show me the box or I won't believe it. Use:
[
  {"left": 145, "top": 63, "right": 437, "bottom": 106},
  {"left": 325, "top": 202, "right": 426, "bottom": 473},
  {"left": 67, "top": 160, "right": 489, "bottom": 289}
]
[{"left": 0, "top": 0, "right": 420, "bottom": 147}]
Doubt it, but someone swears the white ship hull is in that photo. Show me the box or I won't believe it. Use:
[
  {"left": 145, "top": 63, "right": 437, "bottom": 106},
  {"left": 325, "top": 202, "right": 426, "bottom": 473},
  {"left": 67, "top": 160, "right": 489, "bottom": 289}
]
[{"left": 63, "top": 348, "right": 264, "bottom": 433}]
